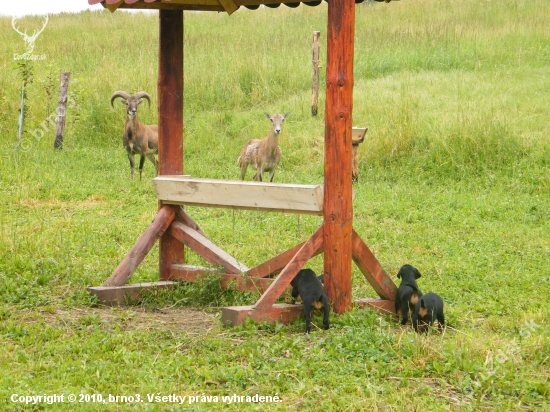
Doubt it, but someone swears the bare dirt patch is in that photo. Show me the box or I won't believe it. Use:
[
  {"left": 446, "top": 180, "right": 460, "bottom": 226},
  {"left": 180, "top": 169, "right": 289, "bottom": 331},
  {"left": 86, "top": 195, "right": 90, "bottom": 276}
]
[{"left": 17, "top": 306, "right": 219, "bottom": 337}]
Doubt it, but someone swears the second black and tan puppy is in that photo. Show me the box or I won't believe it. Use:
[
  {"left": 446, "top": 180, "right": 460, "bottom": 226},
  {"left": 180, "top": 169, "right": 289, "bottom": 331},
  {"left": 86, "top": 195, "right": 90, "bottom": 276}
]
[
  {"left": 290, "top": 269, "right": 329, "bottom": 333},
  {"left": 412, "top": 292, "right": 445, "bottom": 333},
  {"left": 395, "top": 264, "right": 423, "bottom": 325}
]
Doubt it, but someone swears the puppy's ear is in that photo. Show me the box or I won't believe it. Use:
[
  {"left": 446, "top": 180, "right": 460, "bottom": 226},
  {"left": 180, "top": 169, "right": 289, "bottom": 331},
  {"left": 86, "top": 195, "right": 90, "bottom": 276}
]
[
  {"left": 397, "top": 270, "right": 402, "bottom": 279},
  {"left": 420, "top": 298, "right": 426, "bottom": 308},
  {"left": 414, "top": 269, "right": 421, "bottom": 279}
]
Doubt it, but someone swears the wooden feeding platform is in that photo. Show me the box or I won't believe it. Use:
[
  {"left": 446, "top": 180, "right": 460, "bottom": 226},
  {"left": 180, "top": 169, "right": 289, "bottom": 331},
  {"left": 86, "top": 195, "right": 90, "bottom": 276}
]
[
  {"left": 88, "top": 281, "right": 177, "bottom": 306},
  {"left": 88, "top": 0, "right": 398, "bottom": 325},
  {"left": 153, "top": 176, "right": 325, "bottom": 215}
]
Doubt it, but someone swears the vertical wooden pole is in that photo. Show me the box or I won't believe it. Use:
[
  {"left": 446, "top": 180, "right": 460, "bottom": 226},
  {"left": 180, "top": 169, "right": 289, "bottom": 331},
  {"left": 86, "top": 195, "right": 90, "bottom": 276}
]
[
  {"left": 54, "top": 72, "right": 70, "bottom": 150},
  {"left": 158, "top": 10, "right": 184, "bottom": 280},
  {"left": 311, "top": 31, "right": 321, "bottom": 116},
  {"left": 324, "top": 0, "right": 355, "bottom": 314}
]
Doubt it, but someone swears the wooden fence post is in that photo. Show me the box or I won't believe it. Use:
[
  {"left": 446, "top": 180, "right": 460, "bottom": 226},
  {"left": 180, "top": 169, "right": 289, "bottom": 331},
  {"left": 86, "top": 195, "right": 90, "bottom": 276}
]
[
  {"left": 311, "top": 31, "right": 321, "bottom": 116},
  {"left": 54, "top": 72, "right": 70, "bottom": 150},
  {"left": 158, "top": 10, "right": 184, "bottom": 281},
  {"left": 324, "top": 0, "right": 355, "bottom": 314}
]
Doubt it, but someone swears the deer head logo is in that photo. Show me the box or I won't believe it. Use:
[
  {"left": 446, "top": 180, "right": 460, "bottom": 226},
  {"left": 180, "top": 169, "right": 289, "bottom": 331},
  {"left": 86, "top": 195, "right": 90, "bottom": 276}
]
[{"left": 11, "top": 15, "right": 49, "bottom": 56}]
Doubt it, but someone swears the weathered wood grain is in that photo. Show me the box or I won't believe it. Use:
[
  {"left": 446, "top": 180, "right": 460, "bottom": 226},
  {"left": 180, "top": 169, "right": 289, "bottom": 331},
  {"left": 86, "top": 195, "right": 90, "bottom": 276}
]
[
  {"left": 168, "top": 221, "right": 249, "bottom": 274},
  {"left": 323, "top": 0, "right": 355, "bottom": 314},
  {"left": 153, "top": 176, "right": 325, "bottom": 215},
  {"left": 253, "top": 225, "right": 324, "bottom": 310},
  {"left": 351, "top": 229, "right": 397, "bottom": 301},
  {"left": 158, "top": 10, "right": 185, "bottom": 281},
  {"left": 103, "top": 205, "right": 177, "bottom": 287}
]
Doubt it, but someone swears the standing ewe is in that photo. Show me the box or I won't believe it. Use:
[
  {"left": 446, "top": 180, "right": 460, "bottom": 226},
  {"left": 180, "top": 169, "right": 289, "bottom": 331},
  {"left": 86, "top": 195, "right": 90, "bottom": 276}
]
[
  {"left": 238, "top": 112, "right": 289, "bottom": 182},
  {"left": 111, "top": 91, "right": 158, "bottom": 180}
]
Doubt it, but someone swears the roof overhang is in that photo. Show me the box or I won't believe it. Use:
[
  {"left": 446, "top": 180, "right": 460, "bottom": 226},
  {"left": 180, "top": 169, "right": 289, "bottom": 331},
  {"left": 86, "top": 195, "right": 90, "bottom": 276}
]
[{"left": 89, "top": 0, "right": 394, "bottom": 16}]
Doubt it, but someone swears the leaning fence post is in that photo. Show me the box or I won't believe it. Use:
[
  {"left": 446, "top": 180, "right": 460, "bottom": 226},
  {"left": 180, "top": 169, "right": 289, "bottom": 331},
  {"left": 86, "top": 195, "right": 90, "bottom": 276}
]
[
  {"left": 311, "top": 31, "right": 321, "bottom": 116},
  {"left": 54, "top": 72, "right": 70, "bottom": 150}
]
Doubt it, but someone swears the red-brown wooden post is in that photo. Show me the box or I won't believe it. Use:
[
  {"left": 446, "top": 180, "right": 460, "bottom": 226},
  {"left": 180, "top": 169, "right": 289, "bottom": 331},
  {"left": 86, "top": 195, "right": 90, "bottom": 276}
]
[
  {"left": 158, "top": 10, "right": 184, "bottom": 280},
  {"left": 324, "top": 0, "right": 355, "bottom": 314}
]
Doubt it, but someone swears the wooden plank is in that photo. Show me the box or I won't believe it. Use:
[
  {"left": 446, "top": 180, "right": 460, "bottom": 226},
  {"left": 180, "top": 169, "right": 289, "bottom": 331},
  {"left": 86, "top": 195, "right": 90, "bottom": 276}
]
[
  {"left": 170, "top": 264, "right": 274, "bottom": 293},
  {"left": 221, "top": 299, "right": 396, "bottom": 328},
  {"left": 355, "top": 298, "right": 396, "bottom": 315},
  {"left": 218, "top": 0, "right": 239, "bottom": 14},
  {"left": 220, "top": 274, "right": 273, "bottom": 293},
  {"left": 97, "top": 0, "right": 396, "bottom": 13},
  {"left": 253, "top": 225, "right": 324, "bottom": 310},
  {"left": 323, "top": 0, "right": 355, "bottom": 314},
  {"left": 175, "top": 207, "right": 208, "bottom": 239},
  {"left": 103, "top": 0, "right": 124, "bottom": 13},
  {"left": 153, "top": 176, "right": 324, "bottom": 215},
  {"left": 103, "top": 205, "right": 176, "bottom": 287},
  {"left": 246, "top": 241, "right": 324, "bottom": 278},
  {"left": 158, "top": 10, "right": 185, "bottom": 281},
  {"left": 351, "top": 230, "right": 397, "bottom": 301},
  {"left": 170, "top": 264, "right": 220, "bottom": 279},
  {"left": 222, "top": 304, "right": 303, "bottom": 327},
  {"left": 352, "top": 127, "right": 367, "bottom": 145},
  {"left": 115, "top": 3, "right": 225, "bottom": 11},
  {"left": 88, "top": 281, "right": 177, "bottom": 306},
  {"left": 168, "top": 221, "right": 249, "bottom": 274}
]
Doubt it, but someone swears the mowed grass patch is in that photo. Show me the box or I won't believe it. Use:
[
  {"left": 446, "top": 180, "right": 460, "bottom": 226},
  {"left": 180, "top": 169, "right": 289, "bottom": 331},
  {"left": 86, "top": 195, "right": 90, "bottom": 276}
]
[{"left": 0, "top": 0, "right": 549, "bottom": 409}]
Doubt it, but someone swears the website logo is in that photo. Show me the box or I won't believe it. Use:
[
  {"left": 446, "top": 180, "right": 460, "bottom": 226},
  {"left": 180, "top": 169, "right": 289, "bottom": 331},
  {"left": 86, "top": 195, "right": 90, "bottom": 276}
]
[{"left": 12, "top": 15, "right": 48, "bottom": 61}]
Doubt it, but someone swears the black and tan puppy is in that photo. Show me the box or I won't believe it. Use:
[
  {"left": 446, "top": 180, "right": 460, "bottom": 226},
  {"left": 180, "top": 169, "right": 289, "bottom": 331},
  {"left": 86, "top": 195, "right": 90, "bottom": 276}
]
[
  {"left": 290, "top": 269, "right": 329, "bottom": 333},
  {"left": 395, "top": 264, "right": 423, "bottom": 325},
  {"left": 412, "top": 292, "right": 445, "bottom": 333}
]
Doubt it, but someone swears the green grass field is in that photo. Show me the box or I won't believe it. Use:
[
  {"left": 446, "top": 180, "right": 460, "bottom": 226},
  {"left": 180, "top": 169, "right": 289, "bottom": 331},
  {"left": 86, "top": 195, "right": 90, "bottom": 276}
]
[{"left": 0, "top": 0, "right": 549, "bottom": 410}]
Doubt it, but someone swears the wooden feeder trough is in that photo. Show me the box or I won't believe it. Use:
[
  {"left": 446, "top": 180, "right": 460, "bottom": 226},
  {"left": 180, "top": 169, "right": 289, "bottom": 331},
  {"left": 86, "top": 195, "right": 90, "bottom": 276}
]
[{"left": 88, "top": 0, "right": 398, "bottom": 326}]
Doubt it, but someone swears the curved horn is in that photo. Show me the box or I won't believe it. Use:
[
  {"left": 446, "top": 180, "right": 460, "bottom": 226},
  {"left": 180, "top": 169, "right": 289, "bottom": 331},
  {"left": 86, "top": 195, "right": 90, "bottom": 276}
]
[
  {"left": 110, "top": 91, "right": 131, "bottom": 107},
  {"left": 134, "top": 91, "right": 151, "bottom": 107}
]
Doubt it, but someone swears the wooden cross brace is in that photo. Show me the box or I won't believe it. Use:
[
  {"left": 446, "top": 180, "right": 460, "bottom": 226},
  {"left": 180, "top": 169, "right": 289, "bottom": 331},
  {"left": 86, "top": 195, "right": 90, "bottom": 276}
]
[{"left": 88, "top": 203, "right": 397, "bottom": 324}]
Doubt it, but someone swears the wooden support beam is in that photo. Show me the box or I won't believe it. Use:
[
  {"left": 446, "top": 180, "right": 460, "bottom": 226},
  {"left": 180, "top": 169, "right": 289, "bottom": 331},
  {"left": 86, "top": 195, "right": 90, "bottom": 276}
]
[
  {"left": 220, "top": 274, "right": 273, "bottom": 294},
  {"left": 324, "top": 0, "right": 355, "bottom": 314},
  {"left": 253, "top": 225, "right": 324, "bottom": 310},
  {"left": 175, "top": 207, "right": 208, "bottom": 239},
  {"left": 352, "top": 127, "right": 367, "bottom": 145},
  {"left": 170, "top": 264, "right": 220, "bottom": 279},
  {"left": 103, "top": 0, "right": 123, "bottom": 13},
  {"left": 355, "top": 298, "right": 396, "bottom": 315},
  {"left": 168, "top": 221, "right": 249, "bottom": 274},
  {"left": 222, "top": 304, "right": 303, "bottom": 327},
  {"left": 245, "top": 240, "right": 324, "bottom": 278},
  {"left": 158, "top": 10, "right": 184, "bottom": 281},
  {"left": 103, "top": 205, "right": 176, "bottom": 287},
  {"left": 153, "top": 176, "right": 325, "bottom": 215},
  {"left": 218, "top": 0, "right": 239, "bottom": 14},
  {"left": 351, "top": 230, "right": 397, "bottom": 301},
  {"left": 222, "top": 298, "right": 396, "bottom": 327},
  {"left": 170, "top": 264, "right": 273, "bottom": 293},
  {"left": 88, "top": 281, "right": 177, "bottom": 306}
]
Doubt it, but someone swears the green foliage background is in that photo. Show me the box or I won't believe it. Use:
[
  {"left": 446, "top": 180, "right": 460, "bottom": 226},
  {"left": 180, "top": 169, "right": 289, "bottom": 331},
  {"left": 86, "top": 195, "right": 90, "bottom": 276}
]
[{"left": 0, "top": 0, "right": 548, "bottom": 410}]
